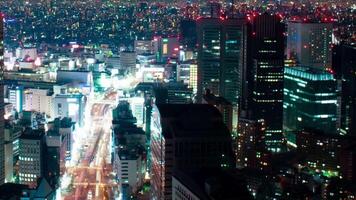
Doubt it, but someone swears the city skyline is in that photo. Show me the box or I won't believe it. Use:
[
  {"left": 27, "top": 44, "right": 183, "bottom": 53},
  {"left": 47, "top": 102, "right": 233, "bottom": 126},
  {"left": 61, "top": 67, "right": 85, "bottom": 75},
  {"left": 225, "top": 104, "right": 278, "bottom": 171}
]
[{"left": 0, "top": 0, "right": 355, "bottom": 200}]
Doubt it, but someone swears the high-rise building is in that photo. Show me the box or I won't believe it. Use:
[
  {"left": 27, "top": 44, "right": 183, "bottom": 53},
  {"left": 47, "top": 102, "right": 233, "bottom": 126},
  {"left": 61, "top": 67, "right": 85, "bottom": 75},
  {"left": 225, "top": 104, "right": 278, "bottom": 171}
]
[
  {"left": 249, "top": 13, "right": 285, "bottom": 152},
  {"left": 296, "top": 130, "right": 356, "bottom": 181},
  {"left": 150, "top": 104, "right": 234, "bottom": 200},
  {"left": 177, "top": 61, "right": 198, "bottom": 95},
  {"left": 332, "top": 44, "right": 356, "bottom": 135},
  {"left": 8, "top": 86, "right": 23, "bottom": 113},
  {"left": 112, "top": 101, "right": 146, "bottom": 196},
  {"left": 0, "top": 13, "right": 5, "bottom": 184},
  {"left": 4, "top": 123, "right": 21, "bottom": 183},
  {"left": 283, "top": 66, "right": 338, "bottom": 146},
  {"left": 196, "top": 17, "right": 248, "bottom": 105},
  {"left": 237, "top": 118, "right": 271, "bottom": 170},
  {"left": 19, "top": 129, "right": 45, "bottom": 188},
  {"left": 172, "top": 169, "right": 253, "bottom": 200},
  {"left": 287, "top": 20, "right": 333, "bottom": 69},
  {"left": 179, "top": 19, "right": 197, "bottom": 50}
]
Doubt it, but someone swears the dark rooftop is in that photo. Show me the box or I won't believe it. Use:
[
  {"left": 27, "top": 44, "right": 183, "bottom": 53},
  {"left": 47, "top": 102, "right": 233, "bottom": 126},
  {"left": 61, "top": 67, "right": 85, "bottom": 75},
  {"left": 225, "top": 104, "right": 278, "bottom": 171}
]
[
  {"left": 173, "top": 168, "right": 253, "bottom": 200},
  {"left": 156, "top": 104, "right": 229, "bottom": 138}
]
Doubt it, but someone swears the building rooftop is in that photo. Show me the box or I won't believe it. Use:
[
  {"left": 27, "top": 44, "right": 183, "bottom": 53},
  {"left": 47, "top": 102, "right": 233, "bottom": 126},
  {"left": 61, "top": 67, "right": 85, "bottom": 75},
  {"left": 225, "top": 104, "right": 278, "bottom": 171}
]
[
  {"left": 118, "top": 146, "right": 145, "bottom": 161},
  {"left": 284, "top": 66, "right": 335, "bottom": 81},
  {"left": 203, "top": 92, "right": 231, "bottom": 106},
  {"left": 20, "top": 128, "right": 45, "bottom": 140},
  {"left": 173, "top": 168, "right": 253, "bottom": 200},
  {"left": 156, "top": 104, "right": 229, "bottom": 139}
]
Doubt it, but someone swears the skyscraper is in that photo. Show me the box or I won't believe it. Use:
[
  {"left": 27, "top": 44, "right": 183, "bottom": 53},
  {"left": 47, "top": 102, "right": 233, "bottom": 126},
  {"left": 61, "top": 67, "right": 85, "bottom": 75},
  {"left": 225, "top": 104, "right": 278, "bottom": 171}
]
[
  {"left": 196, "top": 17, "right": 248, "bottom": 105},
  {"left": 0, "top": 13, "right": 5, "bottom": 184},
  {"left": 250, "top": 13, "right": 285, "bottom": 152},
  {"left": 332, "top": 44, "right": 356, "bottom": 135},
  {"left": 287, "top": 20, "right": 333, "bottom": 69},
  {"left": 283, "top": 66, "right": 338, "bottom": 146},
  {"left": 19, "top": 129, "right": 45, "bottom": 188},
  {"left": 150, "top": 104, "right": 234, "bottom": 200}
]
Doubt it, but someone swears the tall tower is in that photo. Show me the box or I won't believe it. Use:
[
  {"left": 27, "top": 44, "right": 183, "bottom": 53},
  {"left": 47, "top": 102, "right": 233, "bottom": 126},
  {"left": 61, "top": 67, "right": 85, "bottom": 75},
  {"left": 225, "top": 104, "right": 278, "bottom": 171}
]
[
  {"left": 249, "top": 13, "right": 285, "bottom": 152},
  {"left": 332, "top": 44, "right": 356, "bottom": 135},
  {"left": 196, "top": 17, "right": 248, "bottom": 105},
  {"left": 0, "top": 13, "right": 5, "bottom": 184}
]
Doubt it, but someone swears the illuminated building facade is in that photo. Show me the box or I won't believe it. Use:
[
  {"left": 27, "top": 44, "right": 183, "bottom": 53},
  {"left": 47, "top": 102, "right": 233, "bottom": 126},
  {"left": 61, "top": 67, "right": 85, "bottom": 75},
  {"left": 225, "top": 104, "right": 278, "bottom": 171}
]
[
  {"left": 287, "top": 21, "right": 333, "bottom": 69},
  {"left": 283, "top": 66, "right": 338, "bottom": 146},
  {"left": 115, "top": 151, "right": 145, "bottom": 194},
  {"left": 296, "top": 130, "right": 356, "bottom": 180},
  {"left": 24, "top": 88, "right": 53, "bottom": 118},
  {"left": 250, "top": 13, "right": 285, "bottom": 152},
  {"left": 8, "top": 86, "right": 23, "bottom": 112},
  {"left": 237, "top": 118, "right": 271, "bottom": 171},
  {"left": 189, "top": 63, "right": 198, "bottom": 94},
  {"left": 154, "top": 37, "right": 179, "bottom": 62},
  {"left": 129, "top": 97, "right": 145, "bottom": 127},
  {"left": 19, "top": 129, "right": 45, "bottom": 188},
  {"left": 150, "top": 104, "right": 234, "bottom": 200},
  {"left": 53, "top": 94, "right": 85, "bottom": 126},
  {"left": 134, "top": 40, "right": 155, "bottom": 54},
  {"left": 196, "top": 18, "right": 248, "bottom": 105},
  {"left": 177, "top": 61, "right": 198, "bottom": 95}
]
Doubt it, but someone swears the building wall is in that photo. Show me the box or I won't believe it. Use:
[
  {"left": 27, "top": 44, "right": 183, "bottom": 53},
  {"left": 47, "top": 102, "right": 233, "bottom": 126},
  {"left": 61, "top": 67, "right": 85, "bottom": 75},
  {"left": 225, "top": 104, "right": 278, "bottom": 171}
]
[
  {"left": 24, "top": 89, "right": 53, "bottom": 118},
  {"left": 129, "top": 97, "right": 145, "bottom": 126},
  {"left": 150, "top": 105, "right": 234, "bottom": 200},
  {"left": 332, "top": 44, "right": 356, "bottom": 135},
  {"left": 283, "top": 67, "right": 338, "bottom": 137},
  {"left": 196, "top": 18, "right": 247, "bottom": 104},
  {"left": 120, "top": 51, "right": 137, "bottom": 75},
  {"left": 287, "top": 22, "right": 332, "bottom": 69},
  {"left": 53, "top": 95, "right": 84, "bottom": 126},
  {"left": 249, "top": 14, "right": 285, "bottom": 152},
  {"left": 237, "top": 118, "right": 268, "bottom": 169},
  {"left": 4, "top": 127, "right": 21, "bottom": 183},
  {"left": 115, "top": 155, "right": 144, "bottom": 194},
  {"left": 134, "top": 40, "right": 155, "bottom": 54},
  {"left": 60, "top": 127, "right": 72, "bottom": 164},
  {"left": 8, "top": 87, "right": 23, "bottom": 112},
  {"left": 19, "top": 138, "right": 43, "bottom": 188}
]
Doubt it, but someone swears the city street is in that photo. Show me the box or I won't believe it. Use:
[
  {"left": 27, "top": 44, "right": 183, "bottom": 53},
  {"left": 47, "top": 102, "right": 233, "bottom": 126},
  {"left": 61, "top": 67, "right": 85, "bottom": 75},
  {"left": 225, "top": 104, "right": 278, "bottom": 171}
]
[{"left": 61, "top": 91, "right": 117, "bottom": 200}]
